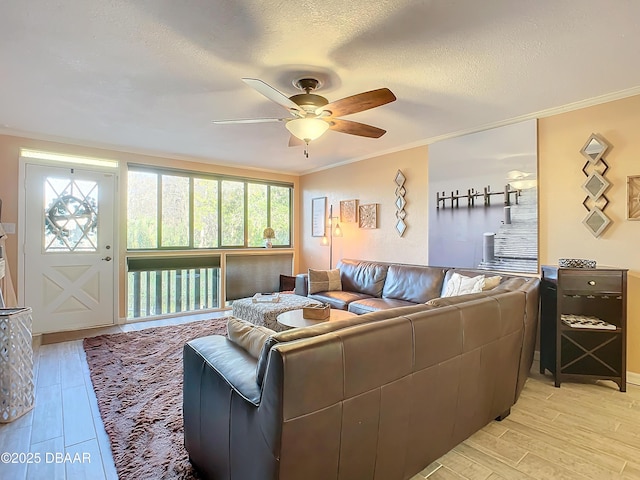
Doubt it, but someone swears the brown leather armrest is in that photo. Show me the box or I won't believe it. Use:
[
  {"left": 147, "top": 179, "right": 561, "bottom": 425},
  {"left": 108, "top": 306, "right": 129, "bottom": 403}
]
[{"left": 185, "top": 335, "right": 261, "bottom": 405}]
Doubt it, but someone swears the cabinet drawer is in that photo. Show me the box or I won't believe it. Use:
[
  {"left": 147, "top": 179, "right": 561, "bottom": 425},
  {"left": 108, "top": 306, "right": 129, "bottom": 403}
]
[{"left": 560, "top": 273, "right": 622, "bottom": 294}]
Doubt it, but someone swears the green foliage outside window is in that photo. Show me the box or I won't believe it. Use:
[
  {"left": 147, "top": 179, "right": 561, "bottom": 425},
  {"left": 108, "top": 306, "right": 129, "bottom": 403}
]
[
  {"left": 194, "top": 178, "right": 219, "bottom": 248},
  {"left": 270, "top": 186, "right": 291, "bottom": 245},
  {"left": 247, "top": 183, "right": 267, "bottom": 247},
  {"left": 127, "top": 167, "right": 292, "bottom": 250},
  {"left": 161, "top": 175, "right": 190, "bottom": 246},
  {"left": 127, "top": 171, "right": 158, "bottom": 248},
  {"left": 221, "top": 180, "right": 245, "bottom": 246}
]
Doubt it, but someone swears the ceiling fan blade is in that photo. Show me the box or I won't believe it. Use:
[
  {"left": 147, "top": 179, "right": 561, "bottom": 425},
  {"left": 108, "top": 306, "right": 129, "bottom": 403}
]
[
  {"left": 317, "top": 88, "right": 396, "bottom": 117},
  {"left": 242, "top": 78, "right": 304, "bottom": 115},
  {"left": 329, "top": 119, "right": 387, "bottom": 138},
  {"left": 288, "top": 135, "right": 304, "bottom": 147},
  {"left": 212, "top": 118, "right": 287, "bottom": 124}
]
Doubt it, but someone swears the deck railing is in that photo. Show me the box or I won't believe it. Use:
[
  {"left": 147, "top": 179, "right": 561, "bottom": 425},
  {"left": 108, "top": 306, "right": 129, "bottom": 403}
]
[
  {"left": 126, "top": 251, "right": 293, "bottom": 320},
  {"left": 127, "top": 267, "right": 219, "bottom": 319}
]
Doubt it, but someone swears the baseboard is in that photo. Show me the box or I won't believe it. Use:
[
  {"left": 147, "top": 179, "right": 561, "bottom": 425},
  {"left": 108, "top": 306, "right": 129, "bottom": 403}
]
[{"left": 627, "top": 371, "right": 640, "bottom": 386}]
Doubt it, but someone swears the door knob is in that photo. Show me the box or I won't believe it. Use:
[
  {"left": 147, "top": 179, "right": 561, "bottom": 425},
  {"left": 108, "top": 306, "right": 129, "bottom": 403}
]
[{"left": 102, "top": 256, "right": 112, "bottom": 262}]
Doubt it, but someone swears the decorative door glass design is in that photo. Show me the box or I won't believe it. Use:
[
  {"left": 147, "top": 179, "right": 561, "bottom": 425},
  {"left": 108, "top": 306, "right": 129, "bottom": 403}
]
[{"left": 44, "top": 177, "right": 99, "bottom": 252}]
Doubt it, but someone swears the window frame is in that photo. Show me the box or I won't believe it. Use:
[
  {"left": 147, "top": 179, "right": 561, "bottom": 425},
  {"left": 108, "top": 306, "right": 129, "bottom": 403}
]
[{"left": 126, "top": 164, "right": 293, "bottom": 251}]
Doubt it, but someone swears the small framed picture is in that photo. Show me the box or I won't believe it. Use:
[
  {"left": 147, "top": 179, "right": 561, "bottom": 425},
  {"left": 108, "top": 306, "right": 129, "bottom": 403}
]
[
  {"left": 340, "top": 199, "right": 358, "bottom": 223},
  {"left": 311, "top": 197, "right": 327, "bottom": 236},
  {"left": 359, "top": 203, "right": 378, "bottom": 229},
  {"left": 628, "top": 175, "right": 640, "bottom": 220}
]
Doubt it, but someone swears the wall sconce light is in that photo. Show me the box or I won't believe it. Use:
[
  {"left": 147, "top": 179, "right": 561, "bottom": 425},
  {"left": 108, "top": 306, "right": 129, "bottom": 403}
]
[{"left": 321, "top": 204, "right": 342, "bottom": 268}]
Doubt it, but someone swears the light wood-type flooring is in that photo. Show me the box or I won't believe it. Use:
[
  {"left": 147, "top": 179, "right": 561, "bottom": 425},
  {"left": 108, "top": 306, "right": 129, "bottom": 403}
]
[{"left": 1, "top": 313, "right": 639, "bottom": 480}]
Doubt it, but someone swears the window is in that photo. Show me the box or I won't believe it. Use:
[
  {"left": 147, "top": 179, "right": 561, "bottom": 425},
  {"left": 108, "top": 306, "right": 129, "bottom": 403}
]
[
  {"left": 221, "top": 180, "right": 245, "bottom": 247},
  {"left": 247, "top": 183, "right": 267, "bottom": 247},
  {"left": 270, "top": 185, "right": 291, "bottom": 246},
  {"left": 127, "top": 166, "right": 293, "bottom": 250},
  {"left": 127, "top": 171, "right": 158, "bottom": 248},
  {"left": 162, "top": 174, "right": 190, "bottom": 247}
]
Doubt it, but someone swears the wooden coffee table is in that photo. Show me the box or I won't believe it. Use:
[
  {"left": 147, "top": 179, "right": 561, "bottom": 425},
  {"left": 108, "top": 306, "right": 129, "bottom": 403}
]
[{"left": 277, "top": 308, "right": 356, "bottom": 329}]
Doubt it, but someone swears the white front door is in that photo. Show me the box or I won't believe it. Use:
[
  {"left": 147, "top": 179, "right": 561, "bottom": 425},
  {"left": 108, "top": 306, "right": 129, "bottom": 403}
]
[{"left": 24, "top": 163, "right": 116, "bottom": 334}]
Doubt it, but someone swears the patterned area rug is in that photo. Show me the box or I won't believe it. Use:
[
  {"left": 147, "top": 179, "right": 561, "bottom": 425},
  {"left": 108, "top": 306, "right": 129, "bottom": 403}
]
[{"left": 83, "top": 318, "right": 229, "bottom": 480}]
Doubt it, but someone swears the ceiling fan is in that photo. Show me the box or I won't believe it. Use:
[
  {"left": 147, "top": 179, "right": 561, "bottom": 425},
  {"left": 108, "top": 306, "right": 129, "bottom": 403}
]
[{"left": 213, "top": 77, "right": 396, "bottom": 156}]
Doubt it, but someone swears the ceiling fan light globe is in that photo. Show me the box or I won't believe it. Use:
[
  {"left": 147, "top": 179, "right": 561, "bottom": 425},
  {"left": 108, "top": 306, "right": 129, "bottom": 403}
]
[{"left": 285, "top": 118, "right": 330, "bottom": 142}]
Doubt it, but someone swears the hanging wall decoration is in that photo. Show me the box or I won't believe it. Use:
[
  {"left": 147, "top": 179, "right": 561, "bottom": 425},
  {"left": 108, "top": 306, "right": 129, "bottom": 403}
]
[
  {"left": 394, "top": 170, "right": 407, "bottom": 236},
  {"left": 579, "top": 133, "right": 612, "bottom": 237},
  {"left": 628, "top": 175, "right": 640, "bottom": 220},
  {"left": 340, "top": 199, "right": 358, "bottom": 223},
  {"left": 311, "top": 197, "right": 327, "bottom": 237},
  {"left": 359, "top": 204, "right": 378, "bottom": 229}
]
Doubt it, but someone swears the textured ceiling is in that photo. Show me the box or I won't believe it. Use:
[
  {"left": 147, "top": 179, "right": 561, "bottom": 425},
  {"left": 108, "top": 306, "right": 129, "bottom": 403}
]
[{"left": 1, "top": 1, "right": 640, "bottom": 174}]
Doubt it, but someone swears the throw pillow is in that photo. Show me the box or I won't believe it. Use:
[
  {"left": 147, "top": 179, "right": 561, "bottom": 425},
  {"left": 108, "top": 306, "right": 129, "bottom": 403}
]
[
  {"left": 227, "top": 317, "right": 275, "bottom": 359},
  {"left": 482, "top": 275, "right": 502, "bottom": 291},
  {"left": 279, "top": 274, "right": 297, "bottom": 293},
  {"left": 308, "top": 268, "right": 342, "bottom": 295},
  {"left": 442, "top": 272, "right": 485, "bottom": 297}
]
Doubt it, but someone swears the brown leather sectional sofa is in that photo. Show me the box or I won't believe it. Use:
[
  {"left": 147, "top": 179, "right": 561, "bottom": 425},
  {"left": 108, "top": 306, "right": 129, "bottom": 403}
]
[
  {"left": 296, "top": 259, "right": 449, "bottom": 313},
  {"left": 183, "top": 259, "right": 540, "bottom": 480}
]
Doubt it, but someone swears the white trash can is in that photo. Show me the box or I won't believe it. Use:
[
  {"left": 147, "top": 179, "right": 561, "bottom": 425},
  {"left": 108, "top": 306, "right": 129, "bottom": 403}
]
[{"left": 0, "top": 307, "right": 35, "bottom": 423}]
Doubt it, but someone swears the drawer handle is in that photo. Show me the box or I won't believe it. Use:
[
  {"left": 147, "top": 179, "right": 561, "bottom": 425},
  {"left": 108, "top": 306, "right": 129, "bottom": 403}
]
[{"left": 588, "top": 280, "right": 596, "bottom": 286}]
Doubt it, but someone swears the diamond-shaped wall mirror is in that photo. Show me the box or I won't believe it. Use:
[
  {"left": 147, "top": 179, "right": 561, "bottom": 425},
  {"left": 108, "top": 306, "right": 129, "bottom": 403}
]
[
  {"left": 394, "top": 169, "right": 407, "bottom": 237},
  {"left": 582, "top": 171, "right": 611, "bottom": 200},
  {"left": 582, "top": 207, "right": 611, "bottom": 237},
  {"left": 580, "top": 133, "right": 612, "bottom": 237},
  {"left": 580, "top": 134, "right": 609, "bottom": 164}
]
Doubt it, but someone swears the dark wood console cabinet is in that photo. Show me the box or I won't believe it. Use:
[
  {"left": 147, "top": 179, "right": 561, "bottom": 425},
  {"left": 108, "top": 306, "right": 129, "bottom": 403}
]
[{"left": 540, "top": 265, "right": 627, "bottom": 392}]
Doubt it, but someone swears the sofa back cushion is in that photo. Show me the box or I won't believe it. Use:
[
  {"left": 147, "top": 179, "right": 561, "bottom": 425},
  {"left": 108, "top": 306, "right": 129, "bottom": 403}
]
[
  {"left": 382, "top": 264, "right": 447, "bottom": 303},
  {"left": 337, "top": 259, "right": 389, "bottom": 297}
]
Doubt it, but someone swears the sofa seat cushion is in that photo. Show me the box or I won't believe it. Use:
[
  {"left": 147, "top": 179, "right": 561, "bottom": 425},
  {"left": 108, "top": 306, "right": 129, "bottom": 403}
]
[
  {"left": 348, "top": 297, "right": 417, "bottom": 314},
  {"left": 308, "top": 290, "right": 372, "bottom": 310}
]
